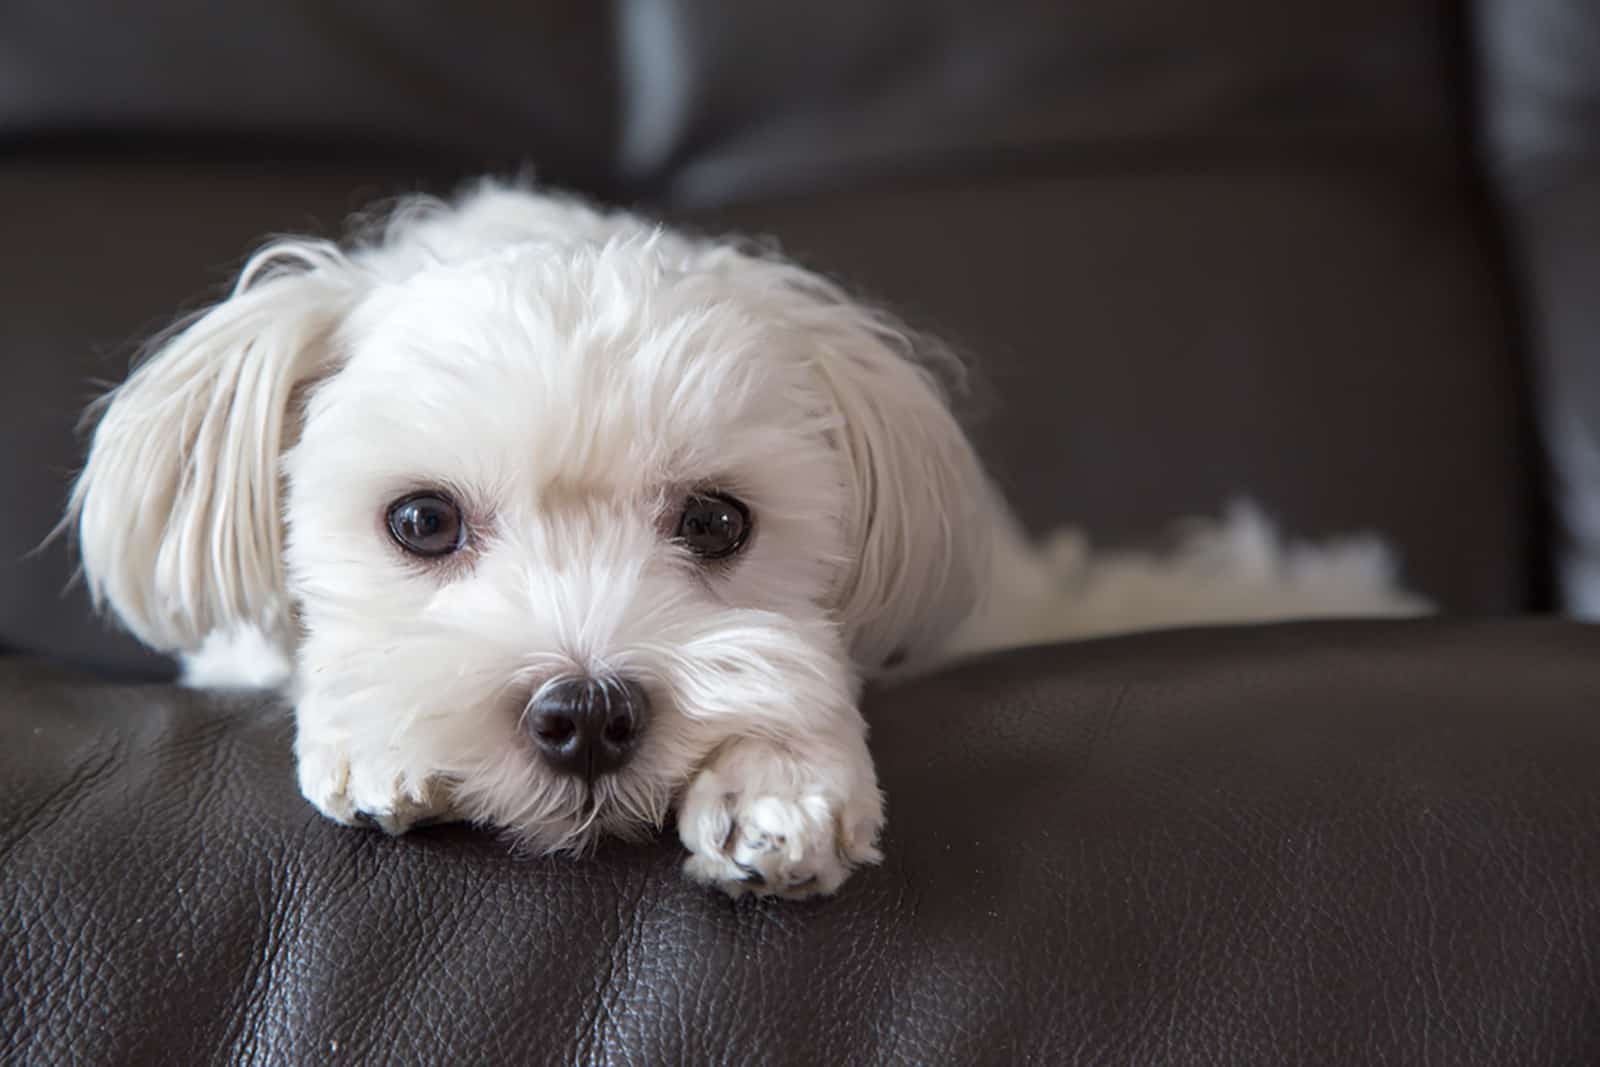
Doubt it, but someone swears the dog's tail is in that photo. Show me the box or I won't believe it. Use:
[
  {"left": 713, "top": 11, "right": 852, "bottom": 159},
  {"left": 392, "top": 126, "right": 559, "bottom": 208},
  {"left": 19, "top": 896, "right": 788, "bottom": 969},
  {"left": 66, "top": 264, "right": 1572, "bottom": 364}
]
[{"left": 940, "top": 499, "right": 1432, "bottom": 662}]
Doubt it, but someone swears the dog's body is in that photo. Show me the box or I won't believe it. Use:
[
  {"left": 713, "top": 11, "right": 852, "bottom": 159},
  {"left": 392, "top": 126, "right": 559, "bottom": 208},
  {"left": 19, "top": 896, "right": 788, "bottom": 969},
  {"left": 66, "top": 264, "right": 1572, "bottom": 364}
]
[{"left": 69, "top": 183, "right": 1425, "bottom": 898}]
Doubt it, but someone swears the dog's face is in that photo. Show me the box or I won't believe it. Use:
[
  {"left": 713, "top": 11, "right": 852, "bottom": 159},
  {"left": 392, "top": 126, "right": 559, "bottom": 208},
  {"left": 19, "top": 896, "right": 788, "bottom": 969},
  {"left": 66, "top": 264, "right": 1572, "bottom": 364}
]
[
  {"left": 285, "top": 248, "right": 866, "bottom": 847},
  {"left": 70, "top": 190, "right": 990, "bottom": 854}
]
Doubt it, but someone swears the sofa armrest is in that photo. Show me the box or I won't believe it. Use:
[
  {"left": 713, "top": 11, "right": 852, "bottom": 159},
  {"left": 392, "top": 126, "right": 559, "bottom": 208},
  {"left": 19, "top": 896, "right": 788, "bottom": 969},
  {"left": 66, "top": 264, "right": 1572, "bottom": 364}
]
[{"left": 3, "top": 619, "right": 1597, "bottom": 1064}]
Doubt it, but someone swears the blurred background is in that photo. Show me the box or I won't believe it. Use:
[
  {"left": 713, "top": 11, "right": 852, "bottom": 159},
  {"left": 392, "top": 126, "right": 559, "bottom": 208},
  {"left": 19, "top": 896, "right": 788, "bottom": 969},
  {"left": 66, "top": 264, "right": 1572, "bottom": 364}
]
[{"left": 1, "top": 0, "right": 1595, "bottom": 677}]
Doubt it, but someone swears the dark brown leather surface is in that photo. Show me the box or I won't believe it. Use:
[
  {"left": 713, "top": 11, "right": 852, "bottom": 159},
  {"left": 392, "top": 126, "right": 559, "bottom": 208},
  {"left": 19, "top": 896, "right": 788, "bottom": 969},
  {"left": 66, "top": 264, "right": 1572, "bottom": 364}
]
[
  {"left": 1, "top": 4, "right": 1594, "bottom": 1064},
  {"left": 0, "top": 0, "right": 1548, "bottom": 667},
  {"left": 0, "top": 3, "right": 619, "bottom": 191},
  {"left": 5, "top": 619, "right": 1600, "bottom": 1065},
  {"left": 0, "top": 161, "right": 463, "bottom": 677},
  {"left": 0, "top": 147, "right": 1536, "bottom": 673},
  {"left": 619, "top": 0, "right": 1468, "bottom": 206},
  {"left": 2, "top": 0, "right": 1464, "bottom": 203},
  {"left": 693, "top": 158, "right": 1532, "bottom": 615}
]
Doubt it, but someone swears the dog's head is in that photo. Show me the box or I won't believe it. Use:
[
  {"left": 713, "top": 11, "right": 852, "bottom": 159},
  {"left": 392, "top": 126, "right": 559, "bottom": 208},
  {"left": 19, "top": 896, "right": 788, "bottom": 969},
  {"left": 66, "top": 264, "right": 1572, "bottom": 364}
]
[{"left": 70, "top": 186, "right": 989, "bottom": 849}]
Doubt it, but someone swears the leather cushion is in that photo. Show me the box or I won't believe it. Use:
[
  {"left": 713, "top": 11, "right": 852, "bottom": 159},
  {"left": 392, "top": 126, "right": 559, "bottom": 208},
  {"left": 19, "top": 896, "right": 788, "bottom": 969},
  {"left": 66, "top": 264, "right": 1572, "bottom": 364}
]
[
  {"left": 0, "top": 2, "right": 619, "bottom": 190},
  {"left": 687, "top": 155, "right": 1534, "bottom": 614},
  {"left": 0, "top": 160, "right": 468, "bottom": 676},
  {"left": 623, "top": 0, "right": 1467, "bottom": 206},
  {"left": 0, "top": 0, "right": 1467, "bottom": 205},
  {"left": 4, "top": 619, "right": 1600, "bottom": 1063},
  {"left": 0, "top": 152, "right": 1534, "bottom": 672}
]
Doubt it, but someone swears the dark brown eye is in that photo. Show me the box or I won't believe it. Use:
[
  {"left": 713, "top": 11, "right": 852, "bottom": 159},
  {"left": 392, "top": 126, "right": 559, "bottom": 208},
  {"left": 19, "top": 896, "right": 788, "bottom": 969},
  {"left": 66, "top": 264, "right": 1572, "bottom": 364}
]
[
  {"left": 675, "top": 492, "right": 750, "bottom": 560},
  {"left": 387, "top": 493, "right": 465, "bottom": 557}
]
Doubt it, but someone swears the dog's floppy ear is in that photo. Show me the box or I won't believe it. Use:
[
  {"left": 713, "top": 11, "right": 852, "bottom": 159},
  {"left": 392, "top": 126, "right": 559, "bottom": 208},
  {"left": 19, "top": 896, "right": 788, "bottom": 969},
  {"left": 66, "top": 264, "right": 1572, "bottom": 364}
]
[
  {"left": 70, "top": 240, "right": 363, "bottom": 652},
  {"left": 810, "top": 295, "right": 991, "bottom": 672},
  {"left": 716, "top": 252, "right": 992, "bottom": 672}
]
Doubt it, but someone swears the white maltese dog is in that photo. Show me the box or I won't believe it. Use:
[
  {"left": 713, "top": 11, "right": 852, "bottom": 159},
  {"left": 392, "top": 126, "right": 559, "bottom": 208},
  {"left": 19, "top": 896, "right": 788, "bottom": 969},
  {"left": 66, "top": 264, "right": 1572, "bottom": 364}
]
[{"left": 68, "top": 181, "right": 1425, "bottom": 899}]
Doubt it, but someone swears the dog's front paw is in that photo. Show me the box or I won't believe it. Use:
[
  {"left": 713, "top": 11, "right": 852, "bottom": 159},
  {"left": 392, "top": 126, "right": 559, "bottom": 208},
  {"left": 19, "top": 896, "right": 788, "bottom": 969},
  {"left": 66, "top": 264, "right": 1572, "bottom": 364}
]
[
  {"left": 295, "top": 739, "right": 455, "bottom": 835},
  {"left": 678, "top": 737, "right": 884, "bottom": 900}
]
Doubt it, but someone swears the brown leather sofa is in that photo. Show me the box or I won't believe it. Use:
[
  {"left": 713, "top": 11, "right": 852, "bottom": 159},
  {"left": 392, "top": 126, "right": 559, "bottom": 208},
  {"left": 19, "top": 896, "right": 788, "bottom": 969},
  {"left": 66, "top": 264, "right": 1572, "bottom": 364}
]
[{"left": 4, "top": 3, "right": 1599, "bottom": 1063}]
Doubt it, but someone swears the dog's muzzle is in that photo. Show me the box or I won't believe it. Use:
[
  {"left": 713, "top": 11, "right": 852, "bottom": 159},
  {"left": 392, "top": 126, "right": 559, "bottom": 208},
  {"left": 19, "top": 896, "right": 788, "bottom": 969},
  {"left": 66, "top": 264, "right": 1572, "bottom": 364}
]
[{"left": 525, "top": 675, "right": 650, "bottom": 782}]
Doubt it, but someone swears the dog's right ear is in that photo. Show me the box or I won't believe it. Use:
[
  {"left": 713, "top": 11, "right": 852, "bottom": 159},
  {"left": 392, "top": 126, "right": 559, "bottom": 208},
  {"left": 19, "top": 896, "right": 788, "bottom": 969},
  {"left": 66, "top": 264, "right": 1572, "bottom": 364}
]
[{"left": 69, "top": 240, "right": 363, "bottom": 653}]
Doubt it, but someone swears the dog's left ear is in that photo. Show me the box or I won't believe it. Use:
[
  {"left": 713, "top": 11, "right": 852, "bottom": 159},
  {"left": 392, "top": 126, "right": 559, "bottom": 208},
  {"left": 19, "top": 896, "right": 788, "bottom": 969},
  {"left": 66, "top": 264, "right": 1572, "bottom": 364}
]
[
  {"left": 812, "top": 298, "right": 991, "bottom": 672},
  {"left": 715, "top": 252, "right": 992, "bottom": 672}
]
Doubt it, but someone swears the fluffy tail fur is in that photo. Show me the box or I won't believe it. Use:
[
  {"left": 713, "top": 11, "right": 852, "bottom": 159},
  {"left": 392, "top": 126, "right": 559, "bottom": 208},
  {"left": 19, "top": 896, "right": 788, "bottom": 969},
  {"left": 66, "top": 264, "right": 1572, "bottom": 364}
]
[{"left": 943, "top": 500, "right": 1431, "bottom": 661}]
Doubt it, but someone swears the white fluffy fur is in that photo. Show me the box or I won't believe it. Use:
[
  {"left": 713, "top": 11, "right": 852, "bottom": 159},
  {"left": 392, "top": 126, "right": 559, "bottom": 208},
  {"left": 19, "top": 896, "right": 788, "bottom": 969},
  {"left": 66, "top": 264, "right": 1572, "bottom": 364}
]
[{"left": 69, "top": 182, "right": 1426, "bottom": 899}]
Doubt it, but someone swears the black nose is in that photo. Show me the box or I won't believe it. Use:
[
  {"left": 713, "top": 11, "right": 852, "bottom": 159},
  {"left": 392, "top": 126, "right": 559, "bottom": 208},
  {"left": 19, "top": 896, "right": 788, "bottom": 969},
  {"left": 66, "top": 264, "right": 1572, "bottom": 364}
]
[{"left": 525, "top": 675, "right": 650, "bottom": 780}]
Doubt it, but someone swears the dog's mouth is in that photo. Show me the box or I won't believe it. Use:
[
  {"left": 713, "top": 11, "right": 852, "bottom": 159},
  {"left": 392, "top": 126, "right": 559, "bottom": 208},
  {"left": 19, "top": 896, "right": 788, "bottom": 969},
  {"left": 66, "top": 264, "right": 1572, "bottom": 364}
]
[
  {"left": 574, "top": 783, "right": 665, "bottom": 846},
  {"left": 438, "top": 683, "right": 709, "bottom": 854},
  {"left": 506, "top": 784, "right": 669, "bottom": 856},
  {"left": 455, "top": 749, "right": 677, "bottom": 857}
]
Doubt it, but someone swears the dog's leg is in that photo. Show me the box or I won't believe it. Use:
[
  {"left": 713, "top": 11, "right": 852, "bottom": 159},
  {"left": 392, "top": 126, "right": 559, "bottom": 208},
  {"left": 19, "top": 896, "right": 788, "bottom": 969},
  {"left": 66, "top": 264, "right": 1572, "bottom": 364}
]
[
  {"left": 178, "top": 625, "right": 294, "bottom": 689},
  {"left": 293, "top": 693, "right": 459, "bottom": 835},
  {"left": 175, "top": 628, "right": 456, "bottom": 833}
]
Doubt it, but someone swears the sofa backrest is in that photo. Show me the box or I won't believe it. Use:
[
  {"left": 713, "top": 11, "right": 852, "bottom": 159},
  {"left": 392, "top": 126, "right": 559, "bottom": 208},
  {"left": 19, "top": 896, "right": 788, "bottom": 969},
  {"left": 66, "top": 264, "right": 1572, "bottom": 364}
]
[
  {"left": 0, "top": 1, "right": 1556, "bottom": 672},
  {"left": 1477, "top": 0, "right": 1600, "bottom": 618}
]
